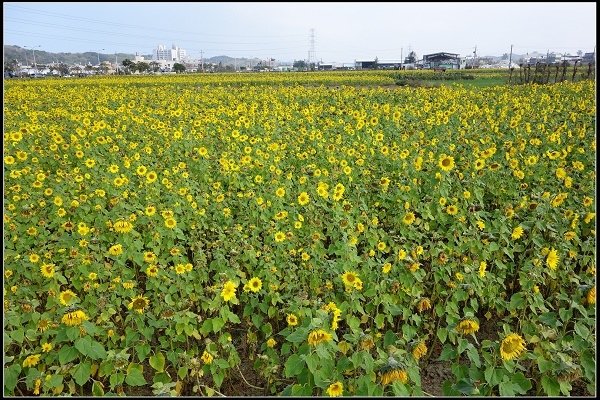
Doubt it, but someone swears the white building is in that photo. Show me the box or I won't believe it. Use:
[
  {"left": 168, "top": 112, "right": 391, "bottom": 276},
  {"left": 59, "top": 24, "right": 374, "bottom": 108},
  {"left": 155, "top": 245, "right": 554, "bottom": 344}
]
[{"left": 154, "top": 44, "right": 187, "bottom": 62}]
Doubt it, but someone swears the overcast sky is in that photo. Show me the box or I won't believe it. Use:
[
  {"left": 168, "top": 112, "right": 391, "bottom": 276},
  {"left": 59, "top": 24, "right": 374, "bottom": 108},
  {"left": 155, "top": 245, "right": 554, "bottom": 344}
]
[{"left": 4, "top": 2, "right": 596, "bottom": 62}]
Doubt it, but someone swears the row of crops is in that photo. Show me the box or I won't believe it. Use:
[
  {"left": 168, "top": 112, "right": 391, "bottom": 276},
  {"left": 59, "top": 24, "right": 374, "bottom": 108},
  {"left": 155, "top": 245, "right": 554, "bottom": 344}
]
[{"left": 3, "top": 72, "right": 596, "bottom": 396}]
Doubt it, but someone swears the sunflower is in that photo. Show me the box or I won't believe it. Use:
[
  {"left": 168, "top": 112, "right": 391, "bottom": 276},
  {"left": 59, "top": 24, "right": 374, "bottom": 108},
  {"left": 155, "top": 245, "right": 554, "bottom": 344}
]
[
  {"left": 266, "top": 338, "right": 276, "bottom": 348},
  {"left": 297, "top": 191, "right": 310, "bottom": 206},
  {"left": 546, "top": 248, "right": 559, "bottom": 270},
  {"left": 175, "top": 264, "right": 186, "bottom": 274},
  {"left": 59, "top": 290, "right": 77, "bottom": 306},
  {"left": 201, "top": 350, "right": 214, "bottom": 364},
  {"left": 108, "top": 244, "right": 123, "bottom": 257},
  {"left": 247, "top": 277, "right": 262, "bottom": 293},
  {"left": 41, "top": 342, "right": 53, "bottom": 352},
  {"left": 113, "top": 220, "right": 133, "bottom": 233},
  {"left": 417, "top": 298, "right": 431, "bottom": 312},
  {"left": 479, "top": 261, "right": 487, "bottom": 278},
  {"left": 382, "top": 263, "right": 392, "bottom": 274},
  {"left": 446, "top": 205, "right": 458, "bottom": 215},
  {"left": 587, "top": 286, "right": 595, "bottom": 305},
  {"left": 438, "top": 154, "right": 455, "bottom": 172},
  {"left": 341, "top": 271, "right": 358, "bottom": 286},
  {"left": 145, "top": 265, "right": 159, "bottom": 277},
  {"left": 511, "top": 226, "right": 524, "bottom": 240},
  {"left": 326, "top": 381, "right": 343, "bottom": 397},
  {"left": 40, "top": 263, "right": 55, "bottom": 278},
  {"left": 474, "top": 158, "right": 485, "bottom": 170},
  {"left": 164, "top": 217, "right": 177, "bottom": 229},
  {"left": 500, "top": 333, "right": 526, "bottom": 361},
  {"left": 457, "top": 319, "right": 479, "bottom": 335},
  {"left": 402, "top": 212, "right": 416, "bottom": 225},
  {"left": 307, "top": 329, "right": 332, "bottom": 346},
  {"left": 412, "top": 341, "right": 428, "bottom": 360},
  {"left": 275, "top": 187, "right": 285, "bottom": 198},
  {"left": 221, "top": 280, "right": 236, "bottom": 302},
  {"left": 274, "top": 231, "right": 286, "bottom": 242},
  {"left": 286, "top": 313, "right": 299, "bottom": 326},
  {"left": 128, "top": 295, "right": 150, "bottom": 314},
  {"left": 22, "top": 354, "right": 41, "bottom": 368},
  {"left": 61, "top": 310, "right": 88, "bottom": 326},
  {"left": 380, "top": 369, "right": 408, "bottom": 385}
]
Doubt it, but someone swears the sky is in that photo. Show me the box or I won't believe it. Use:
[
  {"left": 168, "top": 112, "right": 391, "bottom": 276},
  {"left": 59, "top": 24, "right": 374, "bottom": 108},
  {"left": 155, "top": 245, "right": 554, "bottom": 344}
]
[{"left": 3, "top": 2, "right": 596, "bottom": 62}]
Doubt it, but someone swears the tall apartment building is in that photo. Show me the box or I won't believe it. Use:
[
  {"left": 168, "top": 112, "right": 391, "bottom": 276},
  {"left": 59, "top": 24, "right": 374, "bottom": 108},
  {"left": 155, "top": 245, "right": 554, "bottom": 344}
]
[{"left": 154, "top": 44, "right": 187, "bottom": 62}]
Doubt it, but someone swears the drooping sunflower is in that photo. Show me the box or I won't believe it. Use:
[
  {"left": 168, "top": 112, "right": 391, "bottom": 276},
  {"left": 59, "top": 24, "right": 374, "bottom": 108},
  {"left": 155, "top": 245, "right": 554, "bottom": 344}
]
[
  {"left": 128, "top": 295, "right": 150, "bottom": 314},
  {"left": 201, "top": 350, "right": 214, "bottom": 365},
  {"left": 412, "top": 341, "right": 428, "bottom": 360},
  {"left": 61, "top": 310, "right": 88, "bottom": 326},
  {"left": 417, "top": 298, "right": 432, "bottom": 312},
  {"left": 500, "top": 333, "right": 526, "bottom": 361},
  {"left": 113, "top": 219, "right": 133, "bottom": 233},
  {"left": 307, "top": 329, "right": 332, "bottom": 346},
  {"left": 457, "top": 319, "right": 480, "bottom": 335},
  {"left": 587, "top": 286, "right": 596, "bottom": 305},
  {"left": 546, "top": 248, "right": 559, "bottom": 270},
  {"left": 380, "top": 368, "right": 408, "bottom": 385},
  {"left": 22, "top": 354, "right": 41, "bottom": 368}
]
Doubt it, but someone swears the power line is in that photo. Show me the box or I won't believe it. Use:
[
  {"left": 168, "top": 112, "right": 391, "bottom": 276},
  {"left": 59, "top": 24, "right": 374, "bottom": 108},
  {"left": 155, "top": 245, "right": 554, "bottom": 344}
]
[
  {"left": 4, "top": 4, "right": 306, "bottom": 39},
  {"left": 5, "top": 16, "right": 308, "bottom": 46}
]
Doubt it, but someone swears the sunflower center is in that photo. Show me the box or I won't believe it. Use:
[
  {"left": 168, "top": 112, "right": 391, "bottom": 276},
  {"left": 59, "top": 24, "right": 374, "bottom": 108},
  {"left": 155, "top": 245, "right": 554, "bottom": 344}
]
[
  {"left": 442, "top": 158, "right": 451, "bottom": 167},
  {"left": 502, "top": 338, "right": 519, "bottom": 353}
]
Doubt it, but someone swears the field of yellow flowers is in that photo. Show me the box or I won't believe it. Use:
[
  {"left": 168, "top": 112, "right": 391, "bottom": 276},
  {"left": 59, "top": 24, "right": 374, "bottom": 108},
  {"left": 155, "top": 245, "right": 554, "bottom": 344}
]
[{"left": 3, "top": 72, "right": 596, "bottom": 396}]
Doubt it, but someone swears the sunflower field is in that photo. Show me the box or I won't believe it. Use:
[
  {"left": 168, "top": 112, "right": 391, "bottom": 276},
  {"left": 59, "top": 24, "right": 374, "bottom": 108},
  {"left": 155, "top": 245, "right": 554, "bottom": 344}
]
[{"left": 3, "top": 73, "right": 596, "bottom": 396}]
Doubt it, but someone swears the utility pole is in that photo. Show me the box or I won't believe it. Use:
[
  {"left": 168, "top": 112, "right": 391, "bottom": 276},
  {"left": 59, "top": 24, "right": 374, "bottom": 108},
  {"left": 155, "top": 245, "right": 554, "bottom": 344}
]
[
  {"left": 115, "top": 52, "right": 118, "bottom": 74},
  {"left": 400, "top": 47, "right": 403, "bottom": 67},
  {"left": 508, "top": 44, "right": 513, "bottom": 67},
  {"left": 473, "top": 46, "right": 477, "bottom": 68},
  {"left": 200, "top": 50, "right": 204, "bottom": 72}
]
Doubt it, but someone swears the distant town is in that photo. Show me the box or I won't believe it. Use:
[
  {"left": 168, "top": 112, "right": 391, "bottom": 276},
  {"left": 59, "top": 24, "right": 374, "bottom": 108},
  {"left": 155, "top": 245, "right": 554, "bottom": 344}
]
[{"left": 4, "top": 43, "right": 596, "bottom": 78}]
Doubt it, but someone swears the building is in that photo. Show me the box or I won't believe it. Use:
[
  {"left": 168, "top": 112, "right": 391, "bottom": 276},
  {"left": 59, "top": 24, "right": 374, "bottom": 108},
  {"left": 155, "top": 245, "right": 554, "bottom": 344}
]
[
  {"left": 423, "top": 52, "right": 462, "bottom": 69},
  {"left": 582, "top": 52, "right": 595, "bottom": 65},
  {"left": 154, "top": 44, "right": 187, "bottom": 62},
  {"left": 377, "top": 59, "right": 403, "bottom": 69},
  {"left": 355, "top": 59, "right": 377, "bottom": 70}
]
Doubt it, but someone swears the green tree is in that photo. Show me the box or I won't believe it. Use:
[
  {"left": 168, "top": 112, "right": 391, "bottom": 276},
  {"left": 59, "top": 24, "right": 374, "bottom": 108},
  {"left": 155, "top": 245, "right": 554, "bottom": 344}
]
[
  {"left": 121, "top": 59, "right": 134, "bottom": 74},
  {"left": 173, "top": 63, "right": 186, "bottom": 73},
  {"left": 136, "top": 62, "right": 150, "bottom": 73}
]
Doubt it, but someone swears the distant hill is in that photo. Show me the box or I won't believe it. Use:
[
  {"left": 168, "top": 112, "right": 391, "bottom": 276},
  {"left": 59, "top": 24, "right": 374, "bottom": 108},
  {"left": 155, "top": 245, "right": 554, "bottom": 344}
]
[
  {"left": 3, "top": 45, "right": 151, "bottom": 65},
  {"left": 207, "top": 55, "right": 263, "bottom": 67}
]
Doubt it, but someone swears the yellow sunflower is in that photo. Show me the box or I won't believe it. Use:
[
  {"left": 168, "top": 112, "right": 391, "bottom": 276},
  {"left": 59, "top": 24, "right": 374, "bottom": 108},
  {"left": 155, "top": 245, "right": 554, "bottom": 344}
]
[
  {"left": 500, "top": 333, "right": 526, "bottom": 361},
  {"left": 128, "top": 295, "right": 150, "bottom": 314},
  {"left": 457, "top": 319, "right": 479, "bottom": 335},
  {"left": 438, "top": 154, "right": 455, "bottom": 172},
  {"left": 59, "top": 290, "right": 77, "bottom": 306},
  {"left": 326, "top": 381, "right": 343, "bottom": 397}
]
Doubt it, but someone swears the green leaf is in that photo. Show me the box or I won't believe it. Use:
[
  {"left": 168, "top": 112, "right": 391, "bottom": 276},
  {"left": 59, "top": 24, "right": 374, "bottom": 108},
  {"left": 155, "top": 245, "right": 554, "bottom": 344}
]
[
  {"left": 75, "top": 336, "right": 92, "bottom": 356},
  {"left": 346, "top": 315, "right": 361, "bottom": 333},
  {"left": 383, "top": 330, "right": 397, "bottom": 347},
  {"left": 439, "top": 345, "right": 457, "bottom": 361},
  {"left": 213, "top": 371, "right": 224, "bottom": 388},
  {"left": 284, "top": 354, "right": 305, "bottom": 378},
  {"left": 286, "top": 327, "right": 308, "bottom": 343},
  {"left": 498, "top": 381, "right": 518, "bottom": 396},
  {"left": 58, "top": 345, "right": 79, "bottom": 365},
  {"left": 574, "top": 322, "right": 590, "bottom": 339},
  {"left": 508, "top": 293, "right": 524, "bottom": 311},
  {"left": 374, "top": 314, "right": 385, "bottom": 329},
  {"left": 454, "top": 378, "right": 475, "bottom": 395},
  {"left": 512, "top": 372, "right": 532, "bottom": 393},
  {"left": 92, "top": 381, "right": 105, "bottom": 396},
  {"left": 98, "top": 361, "right": 114, "bottom": 377},
  {"left": 177, "top": 367, "right": 188, "bottom": 380},
  {"left": 4, "top": 364, "right": 21, "bottom": 393},
  {"left": 437, "top": 327, "right": 448, "bottom": 344},
  {"left": 539, "top": 312, "right": 561, "bottom": 327},
  {"left": 136, "top": 343, "right": 151, "bottom": 362},
  {"left": 200, "top": 319, "right": 213, "bottom": 336},
  {"left": 88, "top": 341, "right": 107, "bottom": 360},
  {"left": 149, "top": 352, "right": 166, "bottom": 372},
  {"left": 467, "top": 345, "right": 481, "bottom": 368},
  {"left": 580, "top": 350, "right": 596, "bottom": 383},
  {"left": 212, "top": 317, "right": 225, "bottom": 333},
  {"left": 125, "top": 364, "right": 147, "bottom": 386},
  {"left": 73, "top": 361, "right": 92, "bottom": 386},
  {"left": 109, "top": 372, "right": 125, "bottom": 389},
  {"left": 541, "top": 375, "right": 560, "bottom": 396}
]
